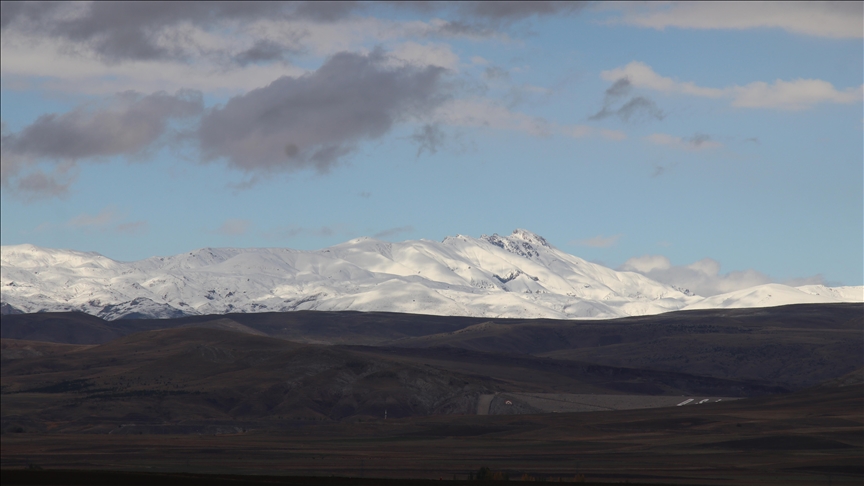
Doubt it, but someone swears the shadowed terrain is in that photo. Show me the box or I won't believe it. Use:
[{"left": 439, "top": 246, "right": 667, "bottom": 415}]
[
  {"left": 2, "top": 304, "right": 862, "bottom": 484},
  {"left": 2, "top": 379, "right": 861, "bottom": 484}
]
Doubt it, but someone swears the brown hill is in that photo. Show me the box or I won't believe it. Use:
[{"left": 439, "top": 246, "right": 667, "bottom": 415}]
[{"left": 1, "top": 326, "right": 789, "bottom": 433}]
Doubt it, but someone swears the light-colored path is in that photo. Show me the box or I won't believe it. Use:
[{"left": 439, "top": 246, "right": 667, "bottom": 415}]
[{"left": 476, "top": 394, "right": 496, "bottom": 415}]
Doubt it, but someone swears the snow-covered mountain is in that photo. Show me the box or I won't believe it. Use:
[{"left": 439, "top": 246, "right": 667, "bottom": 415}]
[{"left": 1, "top": 229, "right": 861, "bottom": 320}]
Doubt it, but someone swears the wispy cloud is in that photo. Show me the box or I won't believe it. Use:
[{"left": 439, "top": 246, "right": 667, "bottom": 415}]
[
  {"left": 589, "top": 77, "right": 665, "bottom": 123},
  {"left": 572, "top": 234, "right": 622, "bottom": 248},
  {"left": 115, "top": 221, "right": 149, "bottom": 235},
  {"left": 645, "top": 133, "right": 722, "bottom": 151},
  {"left": 66, "top": 208, "right": 119, "bottom": 229},
  {"left": 604, "top": 2, "right": 863, "bottom": 40},
  {"left": 213, "top": 219, "right": 251, "bottom": 236},
  {"left": 601, "top": 61, "right": 863, "bottom": 110},
  {"left": 433, "top": 98, "right": 626, "bottom": 140},
  {"left": 62, "top": 207, "right": 147, "bottom": 234}
]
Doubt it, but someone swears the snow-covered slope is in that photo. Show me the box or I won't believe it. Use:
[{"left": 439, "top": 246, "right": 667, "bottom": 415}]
[{"left": 2, "top": 230, "right": 860, "bottom": 320}]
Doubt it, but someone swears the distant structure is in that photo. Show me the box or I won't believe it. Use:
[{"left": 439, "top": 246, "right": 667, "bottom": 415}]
[{"left": 384, "top": 409, "right": 387, "bottom": 420}]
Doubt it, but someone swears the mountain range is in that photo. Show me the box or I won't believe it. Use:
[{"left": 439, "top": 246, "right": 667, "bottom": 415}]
[{"left": 2, "top": 229, "right": 860, "bottom": 320}]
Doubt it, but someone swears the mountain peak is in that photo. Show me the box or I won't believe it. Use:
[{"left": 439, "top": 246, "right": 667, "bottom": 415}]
[
  {"left": 509, "top": 229, "right": 551, "bottom": 248},
  {"left": 479, "top": 229, "right": 552, "bottom": 259}
]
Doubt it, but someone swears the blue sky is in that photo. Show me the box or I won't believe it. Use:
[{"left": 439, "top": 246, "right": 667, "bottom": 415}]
[{"left": 1, "top": 1, "right": 862, "bottom": 294}]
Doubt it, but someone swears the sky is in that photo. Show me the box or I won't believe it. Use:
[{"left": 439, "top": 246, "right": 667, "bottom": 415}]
[{"left": 1, "top": 1, "right": 862, "bottom": 296}]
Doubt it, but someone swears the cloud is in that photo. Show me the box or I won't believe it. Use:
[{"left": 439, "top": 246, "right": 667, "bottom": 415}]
[
  {"left": 373, "top": 225, "right": 415, "bottom": 239},
  {"left": 62, "top": 206, "right": 147, "bottom": 234},
  {"left": 619, "top": 255, "right": 773, "bottom": 296},
  {"left": 645, "top": 133, "right": 722, "bottom": 151},
  {"left": 601, "top": 62, "right": 725, "bottom": 98},
  {"left": 730, "top": 78, "right": 864, "bottom": 110},
  {"left": 433, "top": 98, "right": 626, "bottom": 141},
  {"left": 0, "top": 2, "right": 358, "bottom": 64},
  {"left": 458, "top": 1, "right": 588, "bottom": 23},
  {"left": 3, "top": 90, "right": 202, "bottom": 162},
  {"left": 484, "top": 66, "right": 510, "bottom": 80},
  {"left": 234, "top": 40, "right": 294, "bottom": 66},
  {"left": 410, "top": 124, "right": 446, "bottom": 156},
  {"left": 388, "top": 41, "right": 460, "bottom": 70},
  {"left": 606, "top": 2, "right": 863, "bottom": 39},
  {"left": 572, "top": 234, "right": 622, "bottom": 248},
  {"left": 590, "top": 77, "right": 665, "bottom": 123},
  {"left": 601, "top": 61, "right": 863, "bottom": 110},
  {"left": 651, "top": 162, "right": 678, "bottom": 178},
  {"left": 1, "top": 90, "right": 202, "bottom": 198},
  {"left": 4, "top": 168, "right": 77, "bottom": 200},
  {"left": 197, "top": 49, "right": 449, "bottom": 173},
  {"left": 66, "top": 207, "right": 119, "bottom": 229},
  {"left": 115, "top": 220, "right": 149, "bottom": 235},
  {"left": 213, "top": 219, "right": 251, "bottom": 236}
]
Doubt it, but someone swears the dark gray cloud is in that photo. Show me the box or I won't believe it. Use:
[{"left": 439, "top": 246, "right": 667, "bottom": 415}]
[
  {"left": 432, "top": 20, "right": 495, "bottom": 38},
  {"left": 417, "top": 1, "right": 588, "bottom": 37},
  {"left": 1, "top": 1, "right": 589, "bottom": 64},
  {"left": 686, "top": 133, "right": 712, "bottom": 147},
  {"left": 459, "top": 1, "right": 588, "bottom": 22},
  {"left": 10, "top": 170, "right": 75, "bottom": 200},
  {"left": 1, "top": 90, "right": 202, "bottom": 197},
  {"left": 616, "top": 96, "right": 665, "bottom": 122},
  {"left": 0, "top": 2, "right": 354, "bottom": 63},
  {"left": 410, "top": 124, "right": 446, "bottom": 157},
  {"left": 590, "top": 78, "right": 665, "bottom": 123},
  {"left": 3, "top": 90, "right": 202, "bottom": 161},
  {"left": 234, "top": 40, "right": 292, "bottom": 66},
  {"left": 198, "top": 49, "right": 448, "bottom": 172}
]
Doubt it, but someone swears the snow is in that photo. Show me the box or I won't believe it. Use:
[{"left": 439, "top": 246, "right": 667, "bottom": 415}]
[{"left": 1, "top": 229, "right": 861, "bottom": 320}]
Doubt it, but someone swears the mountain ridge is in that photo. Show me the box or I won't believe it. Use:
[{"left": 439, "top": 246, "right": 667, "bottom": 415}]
[{"left": 2, "top": 229, "right": 861, "bottom": 320}]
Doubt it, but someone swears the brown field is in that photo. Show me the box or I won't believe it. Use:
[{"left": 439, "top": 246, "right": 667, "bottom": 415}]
[
  {"left": 3, "top": 385, "right": 861, "bottom": 484},
  {"left": 2, "top": 304, "right": 862, "bottom": 484}
]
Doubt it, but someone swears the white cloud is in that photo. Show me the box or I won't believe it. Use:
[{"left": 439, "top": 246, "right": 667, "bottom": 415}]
[
  {"left": 572, "top": 234, "right": 622, "bottom": 248},
  {"left": 602, "top": 61, "right": 863, "bottom": 110},
  {"left": 645, "top": 133, "right": 722, "bottom": 151},
  {"left": 730, "top": 79, "right": 864, "bottom": 110},
  {"left": 605, "top": 2, "right": 863, "bottom": 39},
  {"left": 619, "top": 255, "right": 773, "bottom": 296},
  {"left": 601, "top": 61, "right": 723, "bottom": 98}
]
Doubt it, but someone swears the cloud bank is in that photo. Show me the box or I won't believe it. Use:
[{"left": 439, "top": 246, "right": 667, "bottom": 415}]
[
  {"left": 607, "top": 2, "right": 863, "bottom": 39},
  {"left": 618, "top": 254, "right": 824, "bottom": 297},
  {"left": 1, "top": 90, "right": 202, "bottom": 197},
  {"left": 198, "top": 49, "right": 448, "bottom": 172},
  {"left": 601, "top": 62, "right": 863, "bottom": 110}
]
